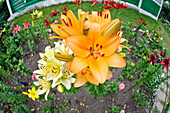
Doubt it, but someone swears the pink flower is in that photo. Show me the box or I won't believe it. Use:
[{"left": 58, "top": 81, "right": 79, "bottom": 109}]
[
  {"left": 61, "top": 6, "right": 68, "bottom": 12},
  {"left": 119, "top": 83, "right": 125, "bottom": 90},
  {"left": 10, "top": 22, "right": 15, "bottom": 28},
  {"left": 23, "top": 22, "right": 31, "bottom": 29},
  {"left": 32, "top": 73, "right": 36, "bottom": 80},
  {"left": 92, "top": 1, "right": 98, "bottom": 7},
  {"left": 120, "top": 110, "right": 125, "bottom": 113},
  {"left": 54, "top": 20, "right": 58, "bottom": 24},
  {"left": 133, "top": 25, "right": 137, "bottom": 28},
  {"left": 44, "top": 18, "right": 51, "bottom": 29},
  {"left": 147, "top": 32, "right": 151, "bottom": 37},
  {"left": 13, "top": 25, "right": 21, "bottom": 34},
  {"left": 49, "top": 34, "right": 52, "bottom": 37}
]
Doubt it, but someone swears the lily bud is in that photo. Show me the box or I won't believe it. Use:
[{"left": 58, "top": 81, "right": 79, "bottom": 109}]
[
  {"left": 54, "top": 52, "right": 74, "bottom": 62},
  {"left": 57, "top": 84, "right": 64, "bottom": 93},
  {"left": 102, "top": 19, "right": 122, "bottom": 36}
]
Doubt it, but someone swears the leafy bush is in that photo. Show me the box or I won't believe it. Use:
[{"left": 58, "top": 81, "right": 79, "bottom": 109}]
[{"left": 0, "top": 0, "right": 10, "bottom": 29}]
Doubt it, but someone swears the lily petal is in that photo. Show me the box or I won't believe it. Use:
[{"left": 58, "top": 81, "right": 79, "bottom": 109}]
[
  {"left": 74, "top": 73, "right": 87, "bottom": 87},
  {"left": 87, "top": 56, "right": 108, "bottom": 84},
  {"left": 107, "top": 70, "right": 113, "bottom": 79},
  {"left": 87, "top": 23, "right": 101, "bottom": 42},
  {"left": 104, "top": 53, "right": 126, "bottom": 67},
  {"left": 61, "top": 79, "right": 71, "bottom": 90},
  {"left": 67, "top": 10, "right": 80, "bottom": 30},
  {"left": 70, "top": 57, "right": 88, "bottom": 73},
  {"left": 95, "top": 34, "right": 121, "bottom": 56},
  {"left": 66, "top": 35, "right": 91, "bottom": 57},
  {"left": 87, "top": 73, "right": 99, "bottom": 85}
]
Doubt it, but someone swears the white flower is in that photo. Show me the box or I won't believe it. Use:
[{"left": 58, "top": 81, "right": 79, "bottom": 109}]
[
  {"left": 34, "top": 78, "right": 51, "bottom": 100},
  {"left": 52, "top": 65, "right": 75, "bottom": 90},
  {"left": 54, "top": 42, "right": 73, "bottom": 55},
  {"left": 39, "top": 46, "right": 55, "bottom": 62}
]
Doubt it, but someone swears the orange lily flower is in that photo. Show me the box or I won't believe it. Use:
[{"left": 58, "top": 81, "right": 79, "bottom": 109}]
[
  {"left": 50, "top": 10, "right": 89, "bottom": 39},
  {"left": 65, "top": 23, "right": 126, "bottom": 86},
  {"left": 83, "top": 10, "right": 111, "bottom": 30},
  {"left": 65, "top": 62, "right": 113, "bottom": 87},
  {"left": 117, "top": 31, "right": 131, "bottom": 52}
]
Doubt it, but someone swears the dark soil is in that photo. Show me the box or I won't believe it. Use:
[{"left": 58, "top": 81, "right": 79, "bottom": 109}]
[{"left": 1, "top": 33, "right": 153, "bottom": 113}]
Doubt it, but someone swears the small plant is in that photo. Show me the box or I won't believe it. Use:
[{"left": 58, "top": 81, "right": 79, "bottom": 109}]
[
  {"left": 110, "top": 105, "right": 122, "bottom": 113},
  {"left": 55, "top": 100, "right": 70, "bottom": 113}
]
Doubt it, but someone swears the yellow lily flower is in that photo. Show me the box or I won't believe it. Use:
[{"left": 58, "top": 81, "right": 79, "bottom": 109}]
[
  {"left": 2, "top": 28, "right": 6, "bottom": 32},
  {"left": 34, "top": 78, "right": 51, "bottom": 100},
  {"left": 31, "top": 10, "right": 39, "bottom": 18},
  {"left": 22, "top": 87, "right": 39, "bottom": 101},
  {"left": 52, "top": 64, "right": 75, "bottom": 90},
  {"left": 37, "top": 11, "right": 43, "bottom": 18},
  {"left": 65, "top": 23, "right": 126, "bottom": 86},
  {"left": 35, "top": 57, "right": 63, "bottom": 81},
  {"left": 39, "top": 46, "right": 55, "bottom": 63},
  {"left": 50, "top": 10, "right": 89, "bottom": 39}
]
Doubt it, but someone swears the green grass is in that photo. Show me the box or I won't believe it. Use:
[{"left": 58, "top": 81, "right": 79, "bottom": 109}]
[{"left": 11, "top": 1, "right": 170, "bottom": 56}]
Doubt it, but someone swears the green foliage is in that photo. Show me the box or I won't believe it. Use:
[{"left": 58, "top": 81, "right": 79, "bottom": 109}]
[
  {"left": 16, "top": 59, "right": 30, "bottom": 76},
  {"left": 121, "top": 60, "right": 134, "bottom": 80},
  {"left": 0, "top": 0, "right": 10, "bottom": 29},
  {"left": 0, "top": 81, "right": 30, "bottom": 112},
  {"left": 110, "top": 105, "right": 122, "bottom": 113},
  {"left": 55, "top": 100, "right": 70, "bottom": 113},
  {"left": 42, "top": 104, "right": 53, "bottom": 113},
  {"left": 132, "top": 91, "right": 151, "bottom": 108},
  {"left": 107, "top": 80, "right": 120, "bottom": 94},
  {"left": 152, "top": 106, "right": 160, "bottom": 113},
  {"left": 42, "top": 100, "right": 70, "bottom": 113},
  {"left": 28, "top": 40, "right": 36, "bottom": 52},
  {"left": 85, "top": 81, "right": 108, "bottom": 98},
  {"left": 63, "top": 83, "right": 81, "bottom": 95}
]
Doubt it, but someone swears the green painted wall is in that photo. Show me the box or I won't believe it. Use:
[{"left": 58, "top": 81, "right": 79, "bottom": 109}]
[
  {"left": 124, "top": 0, "right": 140, "bottom": 6},
  {"left": 9, "top": 0, "right": 45, "bottom": 13},
  {"left": 140, "top": 0, "right": 161, "bottom": 17}
]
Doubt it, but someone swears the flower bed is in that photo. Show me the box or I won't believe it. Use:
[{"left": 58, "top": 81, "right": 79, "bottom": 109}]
[{"left": 0, "top": 1, "right": 169, "bottom": 113}]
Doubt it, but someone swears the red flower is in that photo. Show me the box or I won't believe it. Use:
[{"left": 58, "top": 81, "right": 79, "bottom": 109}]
[
  {"left": 137, "top": 19, "right": 142, "bottom": 23},
  {"left": 104, "top": 5, "right": 112, "bottom": 9},
  {"left": 148, "top": 53, "right": 157, "bottom": 65},
  {"left": 62, "top": 6, "right": 68, "bottom": 12},
  {"left": 110, "top": 0, "right": 115, "bottom": 4},
  {"left": 48, "top": 9, "right": 59, "bottom": 18},
  {"left": 157, "top": 51, "right": 165, "bottom": 58},
  {"left": 112, "top": 1, "right": 127, "bottom": 9},
  {"left": 160, "top": 56, "right": 170, "bottom": 72},
  {"left": 143, "top": 21, "right": 147, "bottom": 25},
  {"left": 73, "top": 0, "right": 82, "bottom": 5},
  {"left": 44, "top": 18, "right": 51, "bottom": 29}
]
